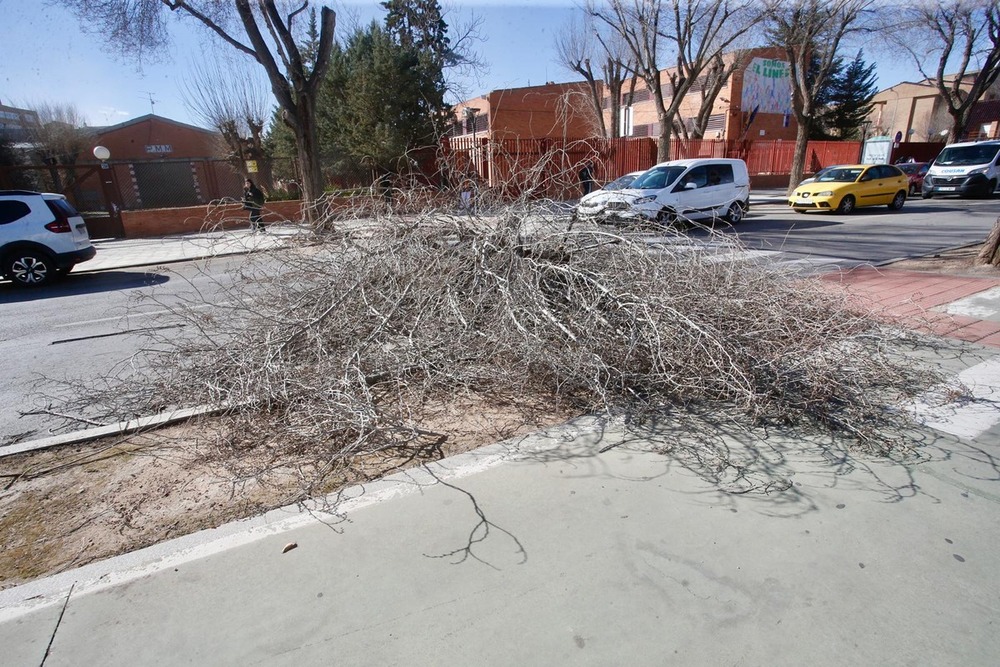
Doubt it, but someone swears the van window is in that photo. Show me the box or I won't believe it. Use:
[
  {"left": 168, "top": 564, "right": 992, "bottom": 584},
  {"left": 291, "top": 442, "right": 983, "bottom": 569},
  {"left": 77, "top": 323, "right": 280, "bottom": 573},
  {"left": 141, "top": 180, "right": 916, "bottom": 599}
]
[
  {"left": 935, "top": 143, "right": 1000, "bottom": 167},
  {"left": 675, "top": 164, "right": 734, "bottom": 190},
  {"left": 631, "top": 165, "right": 686, "bottom": 190}
]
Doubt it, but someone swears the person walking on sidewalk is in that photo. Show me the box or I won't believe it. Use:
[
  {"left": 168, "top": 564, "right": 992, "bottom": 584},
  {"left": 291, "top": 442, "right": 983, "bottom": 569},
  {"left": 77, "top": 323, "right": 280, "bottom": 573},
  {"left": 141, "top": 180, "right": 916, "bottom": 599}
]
[
  {"left": 579, "top": 161, "right": 596, "bottom": 197},
  {"left": 243, "top": 178, "right": 266, "bottom": 232}
]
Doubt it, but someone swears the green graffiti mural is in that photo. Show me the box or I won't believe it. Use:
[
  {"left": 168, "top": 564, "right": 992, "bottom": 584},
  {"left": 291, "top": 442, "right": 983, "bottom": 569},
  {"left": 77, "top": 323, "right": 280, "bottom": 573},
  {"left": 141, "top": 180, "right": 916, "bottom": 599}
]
[{"left": 742, "top": 58, "right": 793, "bottom": 115}]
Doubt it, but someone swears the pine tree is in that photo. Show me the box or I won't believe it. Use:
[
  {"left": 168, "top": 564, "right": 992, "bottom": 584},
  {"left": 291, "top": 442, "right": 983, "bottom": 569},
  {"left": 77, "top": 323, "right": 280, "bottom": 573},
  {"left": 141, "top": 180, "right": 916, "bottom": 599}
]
[{"left": 823, "top": 50, "right": 877, "bottom": 140}]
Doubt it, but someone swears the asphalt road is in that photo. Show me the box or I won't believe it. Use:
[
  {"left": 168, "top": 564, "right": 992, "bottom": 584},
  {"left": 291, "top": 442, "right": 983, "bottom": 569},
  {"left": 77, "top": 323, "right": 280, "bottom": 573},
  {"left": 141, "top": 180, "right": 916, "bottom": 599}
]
[
  {"left": 727, "top": 195, "right": 1000, "bottom": 268},
  {"left": 1, "top": 195, "right": 997, "bottom": 445},
  {"left": 0, "top": 255, "right": 251, "bottom": 446}
]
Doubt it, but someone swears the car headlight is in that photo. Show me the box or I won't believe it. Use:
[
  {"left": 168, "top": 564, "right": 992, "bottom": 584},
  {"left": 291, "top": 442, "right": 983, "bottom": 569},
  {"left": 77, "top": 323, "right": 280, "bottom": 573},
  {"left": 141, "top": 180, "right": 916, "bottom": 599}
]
[
  {"left": 632, "top": 195, "right": 656, "bottom": 204},
  {"left": 816, "top": 190, "right": 834, "bottom": 197},
  {"left": 968, "top": 167, "right": 987, "bottom": 175}
]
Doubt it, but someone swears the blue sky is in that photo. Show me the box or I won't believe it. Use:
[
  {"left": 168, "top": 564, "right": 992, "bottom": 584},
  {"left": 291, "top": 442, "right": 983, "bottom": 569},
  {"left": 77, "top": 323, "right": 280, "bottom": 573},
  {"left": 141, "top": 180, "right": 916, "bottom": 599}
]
[{"left": 1, "top": 0, "right": 921, "bottom": 129}]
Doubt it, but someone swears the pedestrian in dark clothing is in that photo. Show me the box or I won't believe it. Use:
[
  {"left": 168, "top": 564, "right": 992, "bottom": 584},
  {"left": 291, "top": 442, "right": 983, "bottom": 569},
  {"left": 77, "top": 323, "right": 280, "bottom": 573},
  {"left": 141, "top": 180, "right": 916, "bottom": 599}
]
[
  {"left": 579, "top": 161, "right": 595, "bottom": 197},
  {"left": 243, "top": 178, "right": 266, "bottom": 232}
]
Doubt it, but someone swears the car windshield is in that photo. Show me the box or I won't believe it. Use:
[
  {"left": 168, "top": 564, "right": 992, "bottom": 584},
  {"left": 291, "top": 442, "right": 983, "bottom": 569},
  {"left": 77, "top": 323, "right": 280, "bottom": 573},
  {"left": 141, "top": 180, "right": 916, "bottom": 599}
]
[
  {"left": 897, "top": 163, "right": 924, "bottom": 174},
  {"left": 935, "top": 144, "right": 1000, "bottom": 166},
  {"left": 603, "top": 174, "right": 641, "bottom": 191},
  {"left": 816, "top": 167, "right": 863, "bottom": 182},
  {"left": 630, "top": 166, "right": 687, "bottom": 190}
]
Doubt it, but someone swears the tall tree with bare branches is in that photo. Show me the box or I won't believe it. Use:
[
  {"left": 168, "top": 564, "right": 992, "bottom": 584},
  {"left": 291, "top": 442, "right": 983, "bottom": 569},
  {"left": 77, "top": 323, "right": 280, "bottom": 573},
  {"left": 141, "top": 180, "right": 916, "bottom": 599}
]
[
  {"left": 887, "top": 0, "right": 1000, "bottom": 142},
  {"left": 59, "top": 0, "right": 335, "bottom": 210},
  {"left": 27, "top": 103, "right": 90, "bottom": 196},
  {"left": 587, "top": 0, "right": 764, "bottom": 161},
  {"left": 674, "top": 50, "right": 751, "bottom": 141},
  {"left": 555, "top": 15, "right": 634, "bottom": 138},
  {"left": 181, "top": 51, "right": 275, "bottom": 186},
  {"left": 764, "top": 0, "right": 873, "bottom": 194}
]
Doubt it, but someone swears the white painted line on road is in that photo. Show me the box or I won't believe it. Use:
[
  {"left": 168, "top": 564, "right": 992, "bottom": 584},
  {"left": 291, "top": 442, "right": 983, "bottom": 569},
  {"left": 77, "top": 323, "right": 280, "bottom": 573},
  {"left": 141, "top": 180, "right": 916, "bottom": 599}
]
[
  {"left": 54, "top": 303, "right": 217, "bottom": 329},
  {"left": 906, "top": 356, "right": 1000, "bottom": 440}
]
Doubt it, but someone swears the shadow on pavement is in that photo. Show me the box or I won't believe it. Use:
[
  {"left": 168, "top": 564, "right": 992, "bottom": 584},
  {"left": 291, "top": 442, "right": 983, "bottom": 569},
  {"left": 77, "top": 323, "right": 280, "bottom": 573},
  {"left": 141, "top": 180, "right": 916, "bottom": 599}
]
[{"left": 0, "top": 270, "right": 170, "bottom": 303}]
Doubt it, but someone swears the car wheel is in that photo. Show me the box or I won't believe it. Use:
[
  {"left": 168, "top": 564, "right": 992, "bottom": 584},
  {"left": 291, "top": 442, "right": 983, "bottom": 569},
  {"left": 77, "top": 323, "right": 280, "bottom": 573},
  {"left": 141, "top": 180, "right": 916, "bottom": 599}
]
[
  {"left": 888, "top": 190, "right": 906, "bottom": 211},
  {"left": 989, "top": 179, "right": 998, "bottom": 197},
  {"left": 836, "top": 195, "right": 856, "bottom": 214},
  {"left": 4, "top": 251, "right": 55, "bottom": 287},
  {"left": 724, "top": 202, "right": 744, "bottom": 225},
  {"left": 909, "top": 184, "right": 917, "bottom": 196},
  {"left": 656, "top": 207, "right": 677, "bottom": 226}
]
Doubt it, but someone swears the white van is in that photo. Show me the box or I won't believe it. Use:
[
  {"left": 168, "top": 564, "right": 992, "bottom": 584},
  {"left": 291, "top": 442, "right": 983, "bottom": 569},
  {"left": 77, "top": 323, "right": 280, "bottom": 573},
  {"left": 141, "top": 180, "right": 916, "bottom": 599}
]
[
  {"left": 922, "top": 140, "right": 1000, "bottom": 198},
  {"left": 597, "top": 158, "right": 750, "bottom": 225}
]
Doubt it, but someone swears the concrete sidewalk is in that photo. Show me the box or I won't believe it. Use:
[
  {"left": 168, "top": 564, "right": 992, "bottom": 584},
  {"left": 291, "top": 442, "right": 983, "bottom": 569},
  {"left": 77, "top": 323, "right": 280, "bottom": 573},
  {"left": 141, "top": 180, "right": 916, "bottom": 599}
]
[
  {"left": 2, "top": 390, "right": 999, "bottom": 666},
  {"left": 5, "top": 208, "right": 1000, "bottom": 665},
  {"left": 79, "top": 223, "right": 306, "bottom": 273}
]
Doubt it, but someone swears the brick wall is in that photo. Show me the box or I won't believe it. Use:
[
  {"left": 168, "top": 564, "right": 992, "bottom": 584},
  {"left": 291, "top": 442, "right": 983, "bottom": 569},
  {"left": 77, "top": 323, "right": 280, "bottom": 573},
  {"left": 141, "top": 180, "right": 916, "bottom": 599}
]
[
  {"left": 120, "top": 200, "right": 305, "bottom": 238},
  {"left": 487, "top": 83, "right": 597, "bottom": 140}
]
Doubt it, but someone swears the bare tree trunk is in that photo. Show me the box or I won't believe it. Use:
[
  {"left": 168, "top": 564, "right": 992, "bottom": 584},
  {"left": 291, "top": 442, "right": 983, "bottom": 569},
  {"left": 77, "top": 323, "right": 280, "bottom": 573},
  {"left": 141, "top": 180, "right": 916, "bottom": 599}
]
[
  {"left": 288, "top": 94, "right": 324, "bottom": 208},
  {"left": 787, "top": 121, "right": 810, "bottom": 196},
  {"left": 975, "top": 217, "right": 1000, "bottom": 266}
]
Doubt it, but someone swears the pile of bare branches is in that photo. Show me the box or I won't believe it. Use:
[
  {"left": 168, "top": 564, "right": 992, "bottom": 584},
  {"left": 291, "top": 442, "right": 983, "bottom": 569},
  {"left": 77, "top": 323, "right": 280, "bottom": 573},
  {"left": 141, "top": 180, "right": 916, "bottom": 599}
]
[{"left": 66, "top": 190, "right": 944, "bottom": 491}]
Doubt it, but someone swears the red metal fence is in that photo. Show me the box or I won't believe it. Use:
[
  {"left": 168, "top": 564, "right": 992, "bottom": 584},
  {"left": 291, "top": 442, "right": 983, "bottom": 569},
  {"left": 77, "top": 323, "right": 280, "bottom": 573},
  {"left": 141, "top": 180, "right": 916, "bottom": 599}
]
[{"left": 441, "top": 136, "right": 866, "bottom": 196}]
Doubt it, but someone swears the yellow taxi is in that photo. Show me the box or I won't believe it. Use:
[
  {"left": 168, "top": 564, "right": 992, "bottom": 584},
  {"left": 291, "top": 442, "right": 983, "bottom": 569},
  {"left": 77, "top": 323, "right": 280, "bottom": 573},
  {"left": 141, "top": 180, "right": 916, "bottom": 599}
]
[{"left": 789, "top": 164, "right": 909, "bottom": 214}]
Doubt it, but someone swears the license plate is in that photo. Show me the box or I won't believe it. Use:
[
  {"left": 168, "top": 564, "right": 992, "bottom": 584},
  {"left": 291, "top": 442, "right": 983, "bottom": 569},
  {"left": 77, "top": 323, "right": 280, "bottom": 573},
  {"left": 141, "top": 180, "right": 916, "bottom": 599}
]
[
  {"left": 939, "top": 186, "right": 956, "bottom": 191},
  {"left": 794, "top": 199, "right": 812, "bottom": 205}
]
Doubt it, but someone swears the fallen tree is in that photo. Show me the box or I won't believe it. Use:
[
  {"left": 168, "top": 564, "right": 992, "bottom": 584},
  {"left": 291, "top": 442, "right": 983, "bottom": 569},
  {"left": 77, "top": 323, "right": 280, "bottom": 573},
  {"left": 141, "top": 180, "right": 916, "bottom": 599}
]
[{"left": 56, "top": 185, "right": 944, "bottom": 499}]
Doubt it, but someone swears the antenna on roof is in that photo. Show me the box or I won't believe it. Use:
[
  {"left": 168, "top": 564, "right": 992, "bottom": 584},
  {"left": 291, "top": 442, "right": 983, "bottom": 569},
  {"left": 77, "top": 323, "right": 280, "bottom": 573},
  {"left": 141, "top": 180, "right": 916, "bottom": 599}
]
[{"left": 140, "top": 91, "right": 158, "bottom": 115}]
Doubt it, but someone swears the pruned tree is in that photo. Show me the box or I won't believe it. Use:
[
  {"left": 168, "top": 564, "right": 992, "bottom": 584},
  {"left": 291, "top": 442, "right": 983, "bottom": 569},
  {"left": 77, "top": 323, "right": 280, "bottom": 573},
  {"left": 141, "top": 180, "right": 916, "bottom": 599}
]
[
  {"left": 764, "top": 0, "right": 873, "bottom": 194},
  {"left": 26, "top": 103, "right": 90, "bottom": 196},
  {"left": 888, "top": 0, "right": 1000, "bottom": 142},
  {"left": 555, "top": 15, "right": 634, "bottom": 138},
  {"left": 59, "top": 0, "right": 336, "bottom": 212},
  {"left": 181, "top": 50, "right": 275, "bottom": 188},
  {"left": 674, "top": 50, "right": 750, "bottom": 141},
  {"left": 587, "top": 0, "right": 764, "bottom": 162}
]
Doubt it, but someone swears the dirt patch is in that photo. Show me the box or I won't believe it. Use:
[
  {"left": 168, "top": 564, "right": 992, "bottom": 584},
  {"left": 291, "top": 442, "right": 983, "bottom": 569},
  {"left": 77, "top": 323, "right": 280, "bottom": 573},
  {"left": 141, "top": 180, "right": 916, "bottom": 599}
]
[
  {"left": 0, "top": 399, "right": 572, "bottom": 590},
  {"left": 886, "top": 243, "right": 1000, "bottom": 276}
]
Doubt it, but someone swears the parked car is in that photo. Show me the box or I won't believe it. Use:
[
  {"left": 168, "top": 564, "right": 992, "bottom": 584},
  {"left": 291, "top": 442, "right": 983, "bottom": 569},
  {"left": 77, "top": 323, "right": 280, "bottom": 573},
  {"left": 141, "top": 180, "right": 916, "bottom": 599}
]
[
  {"left": 575, "top": 170, "right": 646, "bottom": 221},
  {"left": 896, "top": 161, "right": 929, "bottom": 195},
  {"left": 922, "top": 140, "right": 1000, "bottom": 198},
  {"left": 788, "top": 164, "right": 909, "bottom": 214},
  {"left": 798, "top": 166, "right": 833, "bottom": 185},
  {"left": 594, "top": 158, "right": 750, "bottom": 225},
  {"left": 0, "top": 190, "right": 96, "bottom": 287}
]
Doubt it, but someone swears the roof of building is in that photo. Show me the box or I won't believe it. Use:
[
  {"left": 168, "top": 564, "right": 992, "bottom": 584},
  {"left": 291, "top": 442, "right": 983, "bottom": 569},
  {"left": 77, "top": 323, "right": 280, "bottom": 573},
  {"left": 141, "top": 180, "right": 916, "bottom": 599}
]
[{"left": 90, "top": 114, "right": 218, "bottom": 136}]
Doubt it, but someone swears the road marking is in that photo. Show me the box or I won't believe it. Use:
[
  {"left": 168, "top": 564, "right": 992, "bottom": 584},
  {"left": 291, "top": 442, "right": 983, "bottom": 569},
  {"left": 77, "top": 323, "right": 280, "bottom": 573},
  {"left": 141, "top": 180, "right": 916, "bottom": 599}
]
[
  {"left": 54, "top": 303, "right": 217, "bottom": 329},
  {"left": 906, "top": 356, "right": 1000, "bottom": 440}
]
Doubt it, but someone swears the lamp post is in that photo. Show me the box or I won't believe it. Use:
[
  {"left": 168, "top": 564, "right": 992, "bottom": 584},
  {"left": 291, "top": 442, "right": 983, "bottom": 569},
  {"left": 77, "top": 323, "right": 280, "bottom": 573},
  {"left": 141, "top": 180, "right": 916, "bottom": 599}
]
[{"left": 93, "top": 145, "right": 123, "bottom": 234}]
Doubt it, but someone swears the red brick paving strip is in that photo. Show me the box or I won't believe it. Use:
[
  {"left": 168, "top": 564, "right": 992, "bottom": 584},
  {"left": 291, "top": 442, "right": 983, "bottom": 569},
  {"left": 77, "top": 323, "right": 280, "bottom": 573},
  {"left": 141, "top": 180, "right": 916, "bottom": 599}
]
[{"left": 821, "top": 267, "right": 1000, "bottom": 348}]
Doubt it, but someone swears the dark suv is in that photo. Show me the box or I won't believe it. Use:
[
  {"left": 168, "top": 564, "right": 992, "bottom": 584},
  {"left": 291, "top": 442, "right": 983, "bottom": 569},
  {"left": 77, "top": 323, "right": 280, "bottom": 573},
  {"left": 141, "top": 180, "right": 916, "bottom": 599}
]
[{"left": 0, "top": 190, "right": 96, "bottom": 287}]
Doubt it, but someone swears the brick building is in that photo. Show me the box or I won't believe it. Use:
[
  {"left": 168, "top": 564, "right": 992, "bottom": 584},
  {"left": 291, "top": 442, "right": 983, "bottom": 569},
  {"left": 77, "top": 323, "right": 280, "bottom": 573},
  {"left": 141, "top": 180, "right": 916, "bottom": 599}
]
[
  {"left": 450, "top": 47, "right": 796, "bottom": 149},
  {"left": 868, "top": 74, "right": 1000, "bottom": 143},
  {"left": 450, "top": 81, "right": 598, "bottom": 142},
  {"left": 611, "top": 47, "right": 797, "bottom": 143},
  {"left": 90, "top": 114, "right": 238, "bottom": 209}
]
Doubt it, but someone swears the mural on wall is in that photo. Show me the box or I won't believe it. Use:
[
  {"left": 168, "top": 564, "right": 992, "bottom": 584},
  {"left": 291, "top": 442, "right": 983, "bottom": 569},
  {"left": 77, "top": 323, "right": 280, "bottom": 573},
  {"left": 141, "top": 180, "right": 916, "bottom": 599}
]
[{"left": 741, "top": 58, "right": 793, "bottom": 116}]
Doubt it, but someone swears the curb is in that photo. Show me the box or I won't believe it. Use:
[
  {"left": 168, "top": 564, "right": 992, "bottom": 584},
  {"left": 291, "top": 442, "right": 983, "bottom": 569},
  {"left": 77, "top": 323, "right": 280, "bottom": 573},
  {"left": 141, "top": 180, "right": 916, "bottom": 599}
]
[{"left": 0, "top": 405, "right": 221, "bottom": 459}]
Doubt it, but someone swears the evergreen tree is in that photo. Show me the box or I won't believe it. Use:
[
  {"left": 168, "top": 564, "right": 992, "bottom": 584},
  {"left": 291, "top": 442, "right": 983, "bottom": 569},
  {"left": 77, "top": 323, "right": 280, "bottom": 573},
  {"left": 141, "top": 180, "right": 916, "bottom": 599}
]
[
  {"left": 381, "top": 0, "right": 451, "bottom": 129},
  {"left": 822, "top": 50, "right": 878, "bottom": 140},
  {"left": 807, "top": 54, "right": 844, "bottom": 140}
]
